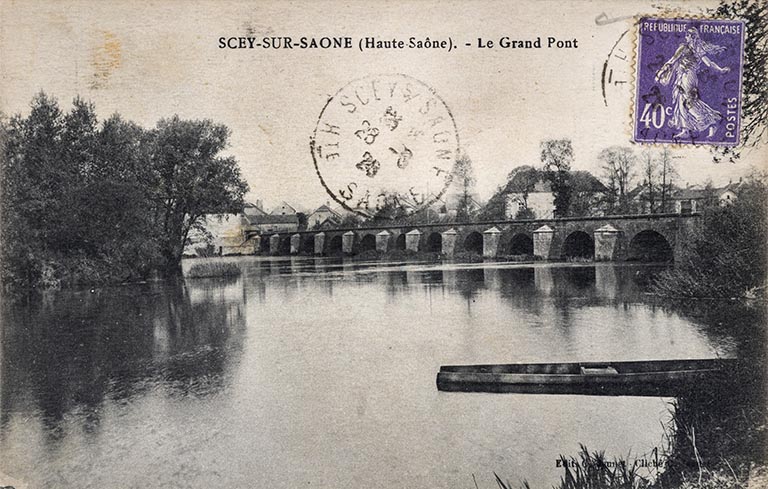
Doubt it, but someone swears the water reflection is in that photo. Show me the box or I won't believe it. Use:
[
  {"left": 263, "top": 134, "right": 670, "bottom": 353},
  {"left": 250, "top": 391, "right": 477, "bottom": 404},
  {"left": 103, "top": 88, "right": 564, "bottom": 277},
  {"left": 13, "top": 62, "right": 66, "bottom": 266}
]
[
  {"left": 0, "top": 259, "right": 756, "bottom": 489},
  {"left": 1, "top": 279, "right": 247, "bottom": 438}
]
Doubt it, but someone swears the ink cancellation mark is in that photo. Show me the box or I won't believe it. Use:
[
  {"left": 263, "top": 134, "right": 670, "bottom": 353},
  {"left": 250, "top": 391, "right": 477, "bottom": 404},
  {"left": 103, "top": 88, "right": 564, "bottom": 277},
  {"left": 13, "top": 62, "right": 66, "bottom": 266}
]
[
  {"left": 633, "top": 17, "right": 745, "bottom": 146},
  {"left": 310, "top": 74, "right": 459, "bottom": 217}
]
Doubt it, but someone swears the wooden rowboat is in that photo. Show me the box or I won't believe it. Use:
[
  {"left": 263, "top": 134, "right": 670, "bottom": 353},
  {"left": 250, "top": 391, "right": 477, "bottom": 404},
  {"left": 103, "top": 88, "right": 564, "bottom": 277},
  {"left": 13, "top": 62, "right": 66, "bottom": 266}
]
[{"left": 436, "top": 358, "right": 737, "bottom": 397}]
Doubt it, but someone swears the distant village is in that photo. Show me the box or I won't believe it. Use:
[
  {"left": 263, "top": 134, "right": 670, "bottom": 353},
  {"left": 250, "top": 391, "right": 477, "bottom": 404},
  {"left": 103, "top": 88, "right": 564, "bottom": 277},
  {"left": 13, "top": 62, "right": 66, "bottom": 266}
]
[{"left": 185, "top": 169, "right": 747, "bottom": 257}]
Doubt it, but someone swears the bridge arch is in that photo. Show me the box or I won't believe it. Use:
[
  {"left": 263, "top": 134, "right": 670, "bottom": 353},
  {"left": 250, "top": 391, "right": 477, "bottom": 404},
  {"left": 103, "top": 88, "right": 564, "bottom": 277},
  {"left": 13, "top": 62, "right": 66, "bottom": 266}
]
[
  {"left": 505, "top": 233, "right": 533, "bottom": 255},
  {"left": 562, "top": 231, "right": 594, "bottom": 259},
  {"left": 279, "top": 236, "right": 292, "bottom": 255},
  {"left": 328, "top": 235, "right": 343, "bottom": 255},
  {"left": 300, "top": 235, "right": 314, "bottom": 254},
  {"left": 627, "top": 230, "right": 673, "bottom": 262},
  {"left": 260, "top": 236, "right": 271, "bottom": 254},
  {"left": 425, "top": 232, "right": 442, "bottom": 253},
  {"left": 463, "top": 231, "right": 483, "bottom": 254},
  {"left": 394, "top": 233, "right": 406, "bottom": 250},
  {"left": 358, "top": 233, "right": 377, "bottom": 254}
]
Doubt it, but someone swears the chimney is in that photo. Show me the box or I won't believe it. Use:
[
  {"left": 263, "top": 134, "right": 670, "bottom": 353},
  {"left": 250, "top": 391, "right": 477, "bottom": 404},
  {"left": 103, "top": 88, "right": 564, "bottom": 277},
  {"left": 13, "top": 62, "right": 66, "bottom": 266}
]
[{"left": 256, "top": 199, "right": 263, "bottom": 210}]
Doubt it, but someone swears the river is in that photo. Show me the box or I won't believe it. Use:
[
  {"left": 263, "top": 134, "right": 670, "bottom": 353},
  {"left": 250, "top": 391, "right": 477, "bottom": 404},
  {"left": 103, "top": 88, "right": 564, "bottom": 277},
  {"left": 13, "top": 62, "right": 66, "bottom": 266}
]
[{"left": 0, "top": 258, "right": 754, "bottom": 489}]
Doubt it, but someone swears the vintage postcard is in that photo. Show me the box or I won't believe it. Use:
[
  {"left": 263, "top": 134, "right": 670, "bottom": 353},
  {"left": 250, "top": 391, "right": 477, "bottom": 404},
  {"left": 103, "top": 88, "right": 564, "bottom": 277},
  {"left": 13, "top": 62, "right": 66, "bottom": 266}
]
[{"left": 1, "top": 1, "right": 766, "bottom": 489}]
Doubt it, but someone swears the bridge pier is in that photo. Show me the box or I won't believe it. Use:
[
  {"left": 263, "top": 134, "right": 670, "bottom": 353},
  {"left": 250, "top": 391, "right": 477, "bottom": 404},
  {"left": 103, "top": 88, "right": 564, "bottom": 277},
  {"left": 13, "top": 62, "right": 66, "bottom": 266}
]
[
  {"left": 290, "top": 234, "right": 301, "bottom": 255},
  {"left": 342, "top": 231, "right": 355, "bottom": 254},
  {"left": 441, "top": 229, "right": 457, "bottom": 256},
  {"left": 376, "top": 231, "right": 390, "bottom": 253},
  {"left": 483, "top": 226, "right": 501, "bottom": 258},
  {"left": 594, "top": 225, "right": 621, "bottom": 261},
  {"left": 269, "top": 234, "right": 280, "bottom": 255},
  {"left": 314, "top": 232, "right": 325, "bottom": 255},
  {"left": 406, "top": 229, "right": 422, "bottom": 252},
  {"left": 533, "top": 225, "right": 554, "bottom": 260}
]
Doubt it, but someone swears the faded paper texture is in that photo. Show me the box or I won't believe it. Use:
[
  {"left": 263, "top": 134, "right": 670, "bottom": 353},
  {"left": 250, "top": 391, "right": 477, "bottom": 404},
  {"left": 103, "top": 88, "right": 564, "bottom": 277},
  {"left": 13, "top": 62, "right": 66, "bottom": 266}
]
[{"left": 0, "top": 1, "right": 766, "bottom": 489}]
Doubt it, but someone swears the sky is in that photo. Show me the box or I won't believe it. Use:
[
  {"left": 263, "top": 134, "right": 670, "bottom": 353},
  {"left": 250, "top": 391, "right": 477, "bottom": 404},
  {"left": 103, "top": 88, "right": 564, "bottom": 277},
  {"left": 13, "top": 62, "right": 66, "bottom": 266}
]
[{"left": 1, "top": 0, "right": 763, "bottom": 212}]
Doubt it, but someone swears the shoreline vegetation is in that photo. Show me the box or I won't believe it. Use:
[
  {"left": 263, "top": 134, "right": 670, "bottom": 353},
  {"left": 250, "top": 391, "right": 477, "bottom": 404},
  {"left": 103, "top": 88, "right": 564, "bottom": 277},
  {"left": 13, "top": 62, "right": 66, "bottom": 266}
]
[{"left": 1, "top": 92, "right": 248, "bottom": 291}]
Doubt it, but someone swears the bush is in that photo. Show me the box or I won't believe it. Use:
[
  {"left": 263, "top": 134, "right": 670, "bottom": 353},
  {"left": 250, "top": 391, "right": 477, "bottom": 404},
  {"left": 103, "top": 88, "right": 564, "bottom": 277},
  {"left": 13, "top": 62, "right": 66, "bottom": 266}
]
[
  {"left": 186, "top": 261, "right": 241, "bottom": 278},
  {"left": 452, "top": 251, "right": 484, "bottom": 263},
  {"left": 651, "top": 180, "right": 767, "bottom": 299}
]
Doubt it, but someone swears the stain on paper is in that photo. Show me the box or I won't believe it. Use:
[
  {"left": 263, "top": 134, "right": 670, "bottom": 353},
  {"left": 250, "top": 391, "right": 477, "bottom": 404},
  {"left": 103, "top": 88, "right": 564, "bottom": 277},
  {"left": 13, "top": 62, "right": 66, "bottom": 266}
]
[{"left": 90, "top": 30, "right": 122, "bottom": 89}]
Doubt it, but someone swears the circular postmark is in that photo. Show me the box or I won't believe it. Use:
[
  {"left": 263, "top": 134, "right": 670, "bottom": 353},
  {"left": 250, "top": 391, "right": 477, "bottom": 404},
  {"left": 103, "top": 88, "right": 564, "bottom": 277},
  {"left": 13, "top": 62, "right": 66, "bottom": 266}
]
[{"left": 310, "top": 74, "right": 459, "bottom": 217}]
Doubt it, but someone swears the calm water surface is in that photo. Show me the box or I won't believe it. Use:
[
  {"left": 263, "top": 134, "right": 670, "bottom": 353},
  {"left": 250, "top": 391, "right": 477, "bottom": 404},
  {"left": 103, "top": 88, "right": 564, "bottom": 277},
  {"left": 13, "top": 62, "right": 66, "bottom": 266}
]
[{"left": 0, "top": 259, "right": 747, "bottom": 488}]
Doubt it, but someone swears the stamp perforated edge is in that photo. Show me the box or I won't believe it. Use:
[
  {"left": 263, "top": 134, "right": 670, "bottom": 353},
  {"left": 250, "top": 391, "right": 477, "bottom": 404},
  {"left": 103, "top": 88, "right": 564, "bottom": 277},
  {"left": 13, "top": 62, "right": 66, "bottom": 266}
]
[{"left": 626, "top": 10, "right": 747, "bottom": 149}]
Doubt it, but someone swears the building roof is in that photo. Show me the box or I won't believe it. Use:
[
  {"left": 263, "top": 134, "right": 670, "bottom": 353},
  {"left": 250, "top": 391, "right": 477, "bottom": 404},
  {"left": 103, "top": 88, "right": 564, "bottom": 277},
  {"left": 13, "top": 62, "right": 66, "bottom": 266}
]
[
  {"left": 671, "top": 188, "right": 705, "bottom": 200},
  {"left": 310, "top": 204, "right": 341, "bottom": 217},
  {"left": 246, "top": 214, "right": 299, "bottom": 225},
  {"left": 269, "top": 201, "right": 297, "bottom": 215},
  {"left": 243, "top": 202, "right": 267, "bottom": 216},
  {"left": 571, "top": 171, "right": 608, "bottom": 193}
]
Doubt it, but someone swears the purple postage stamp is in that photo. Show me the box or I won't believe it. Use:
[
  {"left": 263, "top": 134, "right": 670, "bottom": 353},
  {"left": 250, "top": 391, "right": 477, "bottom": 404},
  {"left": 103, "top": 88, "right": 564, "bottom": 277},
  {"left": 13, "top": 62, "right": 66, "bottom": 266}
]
[{"left": 633, "top": 17, "right": 745, "bottom": 146}]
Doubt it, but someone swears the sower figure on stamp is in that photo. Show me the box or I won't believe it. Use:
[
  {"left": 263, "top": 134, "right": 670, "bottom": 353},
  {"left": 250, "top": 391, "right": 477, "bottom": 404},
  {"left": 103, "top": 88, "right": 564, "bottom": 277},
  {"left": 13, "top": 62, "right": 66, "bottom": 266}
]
[{"left": 655, "top": 27, "right": 730, "bottom": 140}]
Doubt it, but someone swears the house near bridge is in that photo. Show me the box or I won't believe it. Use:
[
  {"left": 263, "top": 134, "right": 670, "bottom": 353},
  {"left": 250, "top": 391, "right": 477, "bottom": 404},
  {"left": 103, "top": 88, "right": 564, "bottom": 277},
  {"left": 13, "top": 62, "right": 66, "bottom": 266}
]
[
  {"left": 185, "top": 199, "right": 301, "bottom": 257},
  {"left": 308, "top": 203, "right": 341, "bottom": 229},
  {"left": 669, "top": 180, "right": 743, "bottom": 214}
]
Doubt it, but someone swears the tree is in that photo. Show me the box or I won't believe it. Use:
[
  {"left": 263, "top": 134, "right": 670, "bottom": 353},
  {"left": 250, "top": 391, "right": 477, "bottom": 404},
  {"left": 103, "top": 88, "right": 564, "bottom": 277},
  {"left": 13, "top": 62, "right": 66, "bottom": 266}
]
[
  {"left": 369, "top": 195, "right": 408, "bottom": 222},
  {"left": 453, "top": 151, "right": 476, "bottom": 222},
  {"left": 514, "top": 207, "right": 536, "bottom": 220},
  {"left": 1, "top": 94, "right": 162, "bottom": 287},
  {"left": 339, "top": 213, "right": 363, "bottom": 228},
  {"left": 477, "top": 165, "right": 540, "bottom": 221},
  {"left": 296, "top": 212, "right": 308, "bottom": 231},
  {"left": 639, "top": 150, "right": 658, "bottom": 214},
  {"left": 651, "top": 176, "right": 767, "bottom": 298},
  {"left": 700, "top": 179, "right": 721, "bottom": 210},
  {"left": 657, "top": 147, "right": 678, "bottom": 213},
  {"left": 507, "top": 165, "right": 540, "bottom": 212},
  {"left": 598, "top": 146, "right": 636, "bottom": 214},
  {"left": 540, "top": 139, "right": 573, "bottom": 217},
  {"left": 1, "top": 94, "right": 251, "bottom": 287},
  {"left": 477, "top": 185, "right": 508, "bottom": 221},
  {"left": 712, "top": 0, "right": 768, "bottom": 162},
  {"left": 150, "top": 116, "right": 249, "bottom": 275},
  {"left": 569, "top": 171, "right": 606, "bottom": 217}
]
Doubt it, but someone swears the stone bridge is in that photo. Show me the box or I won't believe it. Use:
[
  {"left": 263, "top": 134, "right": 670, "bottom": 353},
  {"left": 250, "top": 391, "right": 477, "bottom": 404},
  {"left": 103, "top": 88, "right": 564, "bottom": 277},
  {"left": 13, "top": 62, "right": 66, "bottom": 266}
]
[{"left": 245, "top": 213, "right": 700, "bottom": 262}]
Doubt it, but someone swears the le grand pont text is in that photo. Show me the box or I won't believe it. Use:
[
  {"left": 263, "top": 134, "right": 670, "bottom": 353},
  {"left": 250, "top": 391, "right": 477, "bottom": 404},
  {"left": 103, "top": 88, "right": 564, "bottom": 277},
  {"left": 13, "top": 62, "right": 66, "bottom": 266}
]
[{"left": 218, "top": 36, "right": 579, "bottom": 50}]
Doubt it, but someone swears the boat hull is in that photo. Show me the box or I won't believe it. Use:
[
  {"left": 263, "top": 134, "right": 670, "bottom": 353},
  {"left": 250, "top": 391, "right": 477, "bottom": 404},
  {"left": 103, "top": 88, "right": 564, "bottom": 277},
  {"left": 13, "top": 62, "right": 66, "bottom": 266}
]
[{"left": 436, "top": 359, "right": 735, "bottom": 397}]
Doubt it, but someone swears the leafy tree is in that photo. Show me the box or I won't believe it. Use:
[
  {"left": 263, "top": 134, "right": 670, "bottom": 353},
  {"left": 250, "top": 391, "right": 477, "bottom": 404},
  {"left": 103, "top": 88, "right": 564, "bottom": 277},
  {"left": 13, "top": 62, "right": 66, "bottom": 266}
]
[
  {"left": 514, "top": 207, "right": 536, "bottom": 220},
  {"left": 1, "top": 93, "right": 67, "bottom": 286},
  {"left": 296, "top": 212, "right": 308, "bottom": 231},
  {"left": 369, "top": 195, "right": 409, "bottom": 222},
  {"left": 1, "top": 93, "right": 249, "bottom": 287},
  {"left": 700, "top": 179, "right": 721, "bottom": 210},
  {"left": 150, "top": 116, "right": 249, "bottom": 274},
  {"left": 598, "top": 146, "right": 636, "bottom": 214},
  {"left": 540, "top": 139, "right": 573, "bottom": 217},
  {"left": 477, "top": 165, "right": 540, "bottom": 221},
  {"left": 569, "top": 171, "right": 606, "bottom": 217},
  {"left": 507, "top": 165, "right": 540, "bottom": 212},
  {"left": 651, "top": 176, "right": 767, "bottom": 298},
  {"left": 339, "top": 213, "right": 363, "bottom": 227},
  {"left": 453, "top": 151, "right": 476, "bottom": 222},
  {"left": 477, "top": 185, "right": 509, "bottom": 221}
]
